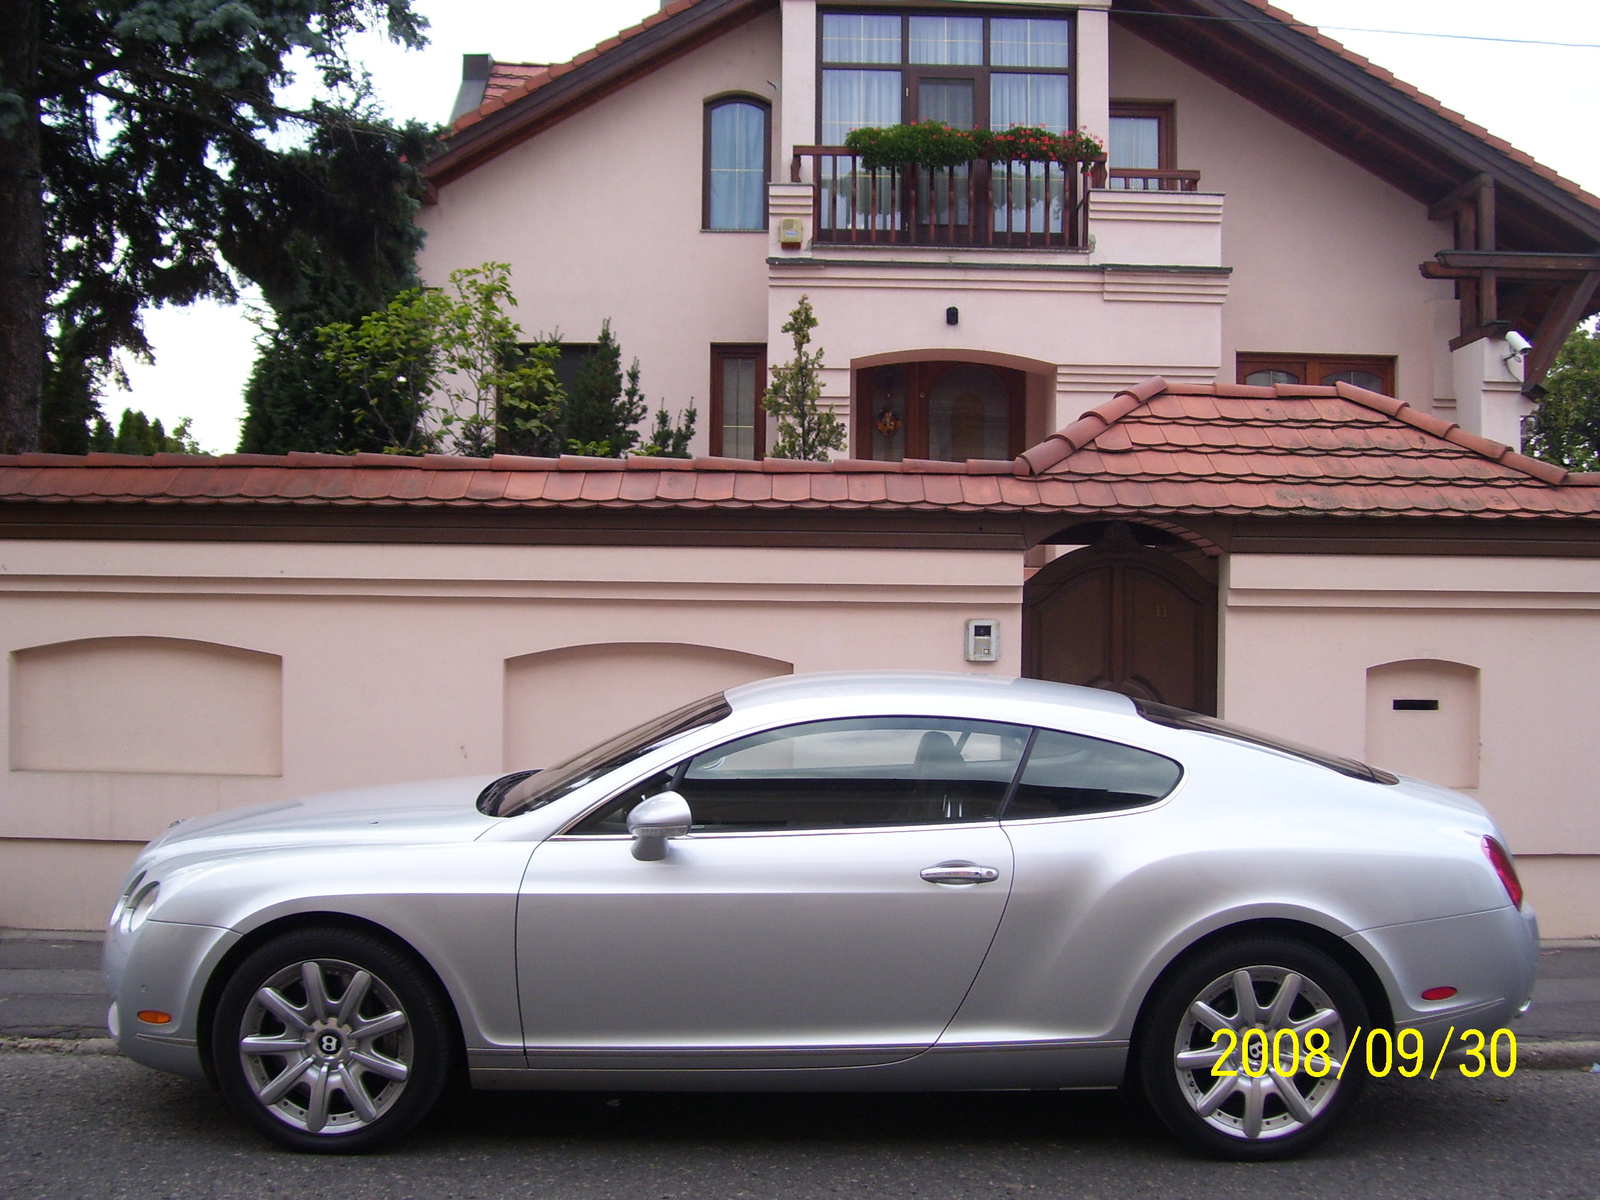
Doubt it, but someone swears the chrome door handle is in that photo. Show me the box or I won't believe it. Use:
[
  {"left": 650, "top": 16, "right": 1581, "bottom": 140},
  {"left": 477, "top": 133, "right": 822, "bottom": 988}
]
[{"left": 920, "top": 861, "right": 1001, "bottom": 885}]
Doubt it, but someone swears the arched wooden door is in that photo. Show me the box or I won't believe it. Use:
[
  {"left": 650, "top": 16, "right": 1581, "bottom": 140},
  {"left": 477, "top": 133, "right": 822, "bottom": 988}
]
[{"left": 1023, "top": 531, "right": 1218, "bottom": 715}]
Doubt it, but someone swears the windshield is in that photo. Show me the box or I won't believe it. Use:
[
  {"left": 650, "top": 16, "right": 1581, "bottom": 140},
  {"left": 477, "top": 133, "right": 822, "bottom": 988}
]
[
  {"left": 480, "top": 693, "right": 733, "bottom": 817},
  {"left": 1133, "top": 699, "right": 1398, "bottom": 785}
]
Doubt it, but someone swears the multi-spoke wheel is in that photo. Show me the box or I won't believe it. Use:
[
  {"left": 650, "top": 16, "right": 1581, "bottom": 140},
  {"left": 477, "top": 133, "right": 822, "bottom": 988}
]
[
  {"left": 212, "top": 929, "right": 453, "bottom": 1152},
  {"left": 1137, "top": 936, "right": 1370, "bottom": 1160}
]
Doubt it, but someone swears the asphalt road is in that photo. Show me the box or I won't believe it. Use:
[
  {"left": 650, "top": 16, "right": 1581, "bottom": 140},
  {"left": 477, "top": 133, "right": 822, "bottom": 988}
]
[{"left": 1, "top": 1052, "right": 1597, "bottom": 1200}]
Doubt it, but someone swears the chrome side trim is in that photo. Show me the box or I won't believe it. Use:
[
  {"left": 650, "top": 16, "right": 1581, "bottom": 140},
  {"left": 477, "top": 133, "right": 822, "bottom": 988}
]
[{"left": 549, "top": 820, "right": 1005, "bottom": 842}]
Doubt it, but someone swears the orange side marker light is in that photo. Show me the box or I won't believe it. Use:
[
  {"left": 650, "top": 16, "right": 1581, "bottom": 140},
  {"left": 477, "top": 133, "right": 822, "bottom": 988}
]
[{"left": 136, "top": 1010, "right": 173, "bottom": 1025}]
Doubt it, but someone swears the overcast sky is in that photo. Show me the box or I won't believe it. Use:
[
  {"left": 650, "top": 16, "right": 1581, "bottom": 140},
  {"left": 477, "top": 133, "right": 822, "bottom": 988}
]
[{"left": 108, "top": 0, "right": 1600, "bottom": 453}]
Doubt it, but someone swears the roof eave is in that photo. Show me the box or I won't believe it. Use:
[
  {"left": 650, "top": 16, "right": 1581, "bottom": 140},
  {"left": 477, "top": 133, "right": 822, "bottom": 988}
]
[
  {"left": 424, "top": 0, "right": 774, "bottom": 188},
  {"left": 1112, "top": 0, "right": 1600, "bottom": 249}
]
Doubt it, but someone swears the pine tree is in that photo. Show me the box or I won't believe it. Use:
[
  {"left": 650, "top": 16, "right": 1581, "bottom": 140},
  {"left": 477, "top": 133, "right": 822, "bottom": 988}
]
[
  {"left": 638, "top": 401, "right": 698, "bottom": 458},
  {"left": 563, "top": 321, "right": 649, "bottom": 456},
  {"left": 764, "top": 296, "right": 845, "bottom": 461}
]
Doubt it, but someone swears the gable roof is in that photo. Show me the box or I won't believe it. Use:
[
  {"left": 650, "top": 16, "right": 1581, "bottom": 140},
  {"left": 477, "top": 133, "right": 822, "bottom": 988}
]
[
  {"left": 1112, "top": 0, "right": 1600, "bottom": 251},
  {"left": 426, "top": 0, "right": 772, "bottom": 188},
  {"left": 3, "top": 380, "right": 1597, "bottom": 525},
  {"left": 425, "top": 0, "right": 1600, "bottom": 255},
  {"left": 1014, "top": 377, "right": 1600, "bottom": 518}
]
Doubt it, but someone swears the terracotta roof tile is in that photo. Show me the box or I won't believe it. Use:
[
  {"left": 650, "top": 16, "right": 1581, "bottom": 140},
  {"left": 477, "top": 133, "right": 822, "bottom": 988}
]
[{"left": 5, "top": 377, "right": 1599, "bottom": 522}]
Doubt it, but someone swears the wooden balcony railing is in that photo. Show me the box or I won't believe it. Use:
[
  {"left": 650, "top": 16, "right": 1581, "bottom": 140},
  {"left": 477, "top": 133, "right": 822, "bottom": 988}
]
[
  {"left": 791, "top": 146, "right": 1106, "bottom": 250},
  {"left": 1106, "top": 168, "right": 1203, "bottom": 192}
]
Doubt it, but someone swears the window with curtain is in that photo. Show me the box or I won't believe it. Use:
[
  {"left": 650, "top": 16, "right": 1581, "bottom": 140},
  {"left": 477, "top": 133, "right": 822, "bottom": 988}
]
[
  {"left": 704, "top": 98, "right": 769, "bottom": 231},
  {"left": 711, "top": 345, "right": 766, "bottom": 458},
  {"left": 1109, "top": 102, "right": 1174, "bottom": 190},
  {"left": 819, "top": 10, "right": 1074, "bottom": 139}
]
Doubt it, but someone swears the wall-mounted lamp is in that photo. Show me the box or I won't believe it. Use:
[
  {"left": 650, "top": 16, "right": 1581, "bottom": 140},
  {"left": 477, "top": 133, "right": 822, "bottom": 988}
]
[{"left": 946, "top": 306, "right": 959, "bottom": 326}]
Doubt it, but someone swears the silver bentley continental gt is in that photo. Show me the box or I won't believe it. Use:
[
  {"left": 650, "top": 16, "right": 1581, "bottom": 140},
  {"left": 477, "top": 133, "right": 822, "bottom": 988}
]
[{"left": 101, "top": 673, "right": 1537, "bottom": 1159}]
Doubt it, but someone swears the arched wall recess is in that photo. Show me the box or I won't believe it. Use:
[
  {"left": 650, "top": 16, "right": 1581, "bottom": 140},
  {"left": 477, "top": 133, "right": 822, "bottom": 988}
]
[
  {"left": 503, "top": 643, "right": 793, "bottom": 770},
  {"left": 10, "top": 637, "right": 283, "bottom": 776},
  {"left": 1364, "top": 659, "right": 1481, "bottom": 789}
]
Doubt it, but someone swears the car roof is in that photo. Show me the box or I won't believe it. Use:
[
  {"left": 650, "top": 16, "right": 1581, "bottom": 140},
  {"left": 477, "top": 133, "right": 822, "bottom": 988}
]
[{"left": 723, "top": 671, "right": 1139, "bottom": 717}]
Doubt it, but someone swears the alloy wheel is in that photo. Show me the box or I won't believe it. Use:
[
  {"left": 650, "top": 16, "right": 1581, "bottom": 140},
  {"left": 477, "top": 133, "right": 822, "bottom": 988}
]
[
  {"left": 1171, "top": 964, "right": 1349, "bottom": 1142},
  {"left": 237, "top": 957, "right": 413, "bottom": 1135}
]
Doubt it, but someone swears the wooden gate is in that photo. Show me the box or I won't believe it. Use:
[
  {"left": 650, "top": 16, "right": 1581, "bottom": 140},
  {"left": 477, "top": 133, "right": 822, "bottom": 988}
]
[{"left": 1023, "top": 525, "right": 1218, "bottom": 715}]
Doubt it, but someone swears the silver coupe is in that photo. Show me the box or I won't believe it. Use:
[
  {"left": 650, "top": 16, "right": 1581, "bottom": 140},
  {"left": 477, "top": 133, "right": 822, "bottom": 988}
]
[{"left": 102, "top": 672, "right": 1537, "bottom": 1158}]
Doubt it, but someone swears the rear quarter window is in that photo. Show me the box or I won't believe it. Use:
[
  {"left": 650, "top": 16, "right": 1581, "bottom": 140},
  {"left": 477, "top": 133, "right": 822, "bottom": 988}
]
[{"left": 1005, "top": 728, "right": 1183, "bottom": 819}]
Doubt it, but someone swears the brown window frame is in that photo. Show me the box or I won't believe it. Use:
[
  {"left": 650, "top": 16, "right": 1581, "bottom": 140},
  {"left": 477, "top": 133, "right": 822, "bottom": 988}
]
[
  {"left": 853, "top": 360, "right": 1026, "bottom": 462},
  {"left": 702, "top": 94, "right": 772, "bottom": 232},
  {"left": 1109, "top": 100, "right": 1175, "bottom": 169},
  {"left": 816, "top": 8, "right": 1077, "bottom": 140},
  {"left": 1237, "top": 353, "right": 1397, "bottom": 396},
  {"left": 710, "top": 344, "right": 768, "bottom": 459}
]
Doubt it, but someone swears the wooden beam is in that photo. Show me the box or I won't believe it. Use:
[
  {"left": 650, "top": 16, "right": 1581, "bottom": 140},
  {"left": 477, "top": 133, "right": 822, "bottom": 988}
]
[
  {"left": 1477, "top": 177, "right": 1496, "bottom": 251},
  {"left": 1422, "top": 262, "right": 1597, "bottom": 282},
  {"left": 1449, "top": 320, "right": 1512, "bottom": 351},
  {"left": 1437, "top": 250, "right": 1600, "bottom": 272},
  {"left": 1427, "top": 173, "right": 1494, "bottom": 222},
  {"left": 1522, "top": 271, "right": 1600, "bottom": 392}
]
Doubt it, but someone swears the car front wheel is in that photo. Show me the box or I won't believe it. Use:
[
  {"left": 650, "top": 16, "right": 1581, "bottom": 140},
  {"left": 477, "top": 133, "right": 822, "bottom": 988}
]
[
  {"left": 212, "top": 927, "right": 454, "bottom": 1152},
  {"left": 1137, "top": 935, "right": 1370, "bottom": 1160}
]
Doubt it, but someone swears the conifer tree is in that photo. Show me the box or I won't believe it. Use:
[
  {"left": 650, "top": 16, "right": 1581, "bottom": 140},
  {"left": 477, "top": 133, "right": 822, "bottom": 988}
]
[
  {"left": 564, "top": 321, "right": 649, "bottom": 456},
  {"left": 764, "top": 296, "right": 845, "bottom": 461},
  {"left": 0, "top": 0, "right": 430, "bottom": 451}
]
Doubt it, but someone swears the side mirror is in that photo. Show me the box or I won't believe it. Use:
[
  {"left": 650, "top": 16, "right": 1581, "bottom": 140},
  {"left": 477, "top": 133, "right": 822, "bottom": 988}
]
[{"left": 627, "top": 791, "right": 692, "bottom": 861}]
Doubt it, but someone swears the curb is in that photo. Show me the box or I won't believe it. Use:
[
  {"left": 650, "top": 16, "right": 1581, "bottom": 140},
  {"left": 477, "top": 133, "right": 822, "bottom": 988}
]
[
  {"left": 0, "top": 1037, "right": 120, "bottom": 1055},
  {"left": 1514, "top": 1040, "right": 1600, "bottom": 1070}
]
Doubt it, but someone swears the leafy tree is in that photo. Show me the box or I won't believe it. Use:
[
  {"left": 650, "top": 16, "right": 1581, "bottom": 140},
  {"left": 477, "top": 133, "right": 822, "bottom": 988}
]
[
  {"left": 563, "top": 321, "right": 649, "bottom": 457},
  {"left": 764, "top": 295, "right": 845, "bottom": 460},
  {"left": 318, "top": 263, "right": 562, "bottom": 456},
  {"left": 0, "top": 0, "right": 430, "bottom": 452},
  {"left": 1527, "top": 322, "right": 1600, "bottom": 471}
]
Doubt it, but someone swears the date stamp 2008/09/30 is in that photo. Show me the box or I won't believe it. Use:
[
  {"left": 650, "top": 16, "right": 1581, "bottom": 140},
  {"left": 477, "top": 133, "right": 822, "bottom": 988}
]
[{"left": 1208, "top": 1026, "right": 1518, "bottom": 1080}]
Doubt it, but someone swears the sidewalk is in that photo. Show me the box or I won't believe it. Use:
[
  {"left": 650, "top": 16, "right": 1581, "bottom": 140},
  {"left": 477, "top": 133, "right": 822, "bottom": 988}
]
[{"left": 3, "top": 929, "right": 1597, "bottom": 1044}]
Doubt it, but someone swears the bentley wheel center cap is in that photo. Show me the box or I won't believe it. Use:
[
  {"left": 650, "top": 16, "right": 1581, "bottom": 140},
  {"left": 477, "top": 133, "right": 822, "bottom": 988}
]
[{"left": 310, "top": 1022, "right": 349, "bottom": 1060}]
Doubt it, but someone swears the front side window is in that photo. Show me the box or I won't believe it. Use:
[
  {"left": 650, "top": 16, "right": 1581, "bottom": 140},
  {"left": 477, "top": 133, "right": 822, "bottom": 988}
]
[
  {"left": 575, "top": 716, "right": 1031, "bottom": 833},
  {"left": 705, "top": 98, "right": 769, "bottom": 231}
]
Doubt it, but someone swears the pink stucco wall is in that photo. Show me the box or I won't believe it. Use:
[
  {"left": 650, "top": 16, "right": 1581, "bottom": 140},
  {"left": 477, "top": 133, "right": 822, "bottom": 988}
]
[
  {"left": 1108, "top": 24, "right": 1458, "bottom": 413},
  {"left": 417, "top": 11, "right": 782, "bottom": 454}
]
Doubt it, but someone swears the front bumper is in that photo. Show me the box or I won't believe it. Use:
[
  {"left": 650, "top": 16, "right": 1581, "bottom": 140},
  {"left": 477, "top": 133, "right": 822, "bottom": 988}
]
[{"left": 103, "top": 918, "right": 239, "bottom": 1080}]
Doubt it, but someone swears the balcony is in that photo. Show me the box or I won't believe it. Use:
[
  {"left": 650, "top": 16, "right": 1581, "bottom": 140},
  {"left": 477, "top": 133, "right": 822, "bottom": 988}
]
[{"left": 790, "top": 148, "right": 1202, "bottom": 251}]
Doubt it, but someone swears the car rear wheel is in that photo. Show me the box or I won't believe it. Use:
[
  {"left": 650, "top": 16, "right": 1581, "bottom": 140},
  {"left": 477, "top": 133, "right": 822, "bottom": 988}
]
[
  {"left": 1137, "top": 936, "right": 1370, "bottom": 1160},
  {"left": 212, "top": 928, "right": 454, "bottom": 1153}
]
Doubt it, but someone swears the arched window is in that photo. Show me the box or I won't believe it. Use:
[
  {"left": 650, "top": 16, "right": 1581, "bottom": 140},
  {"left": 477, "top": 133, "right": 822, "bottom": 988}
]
[{"left": 704, "top": 97, "right": 770, "bottom": 231}]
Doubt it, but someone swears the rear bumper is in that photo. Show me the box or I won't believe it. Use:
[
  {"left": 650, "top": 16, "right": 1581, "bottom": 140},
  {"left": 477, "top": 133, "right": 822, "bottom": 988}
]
[{"left": 1347, "top": 903, "right": 1538, "bottom": 1045}]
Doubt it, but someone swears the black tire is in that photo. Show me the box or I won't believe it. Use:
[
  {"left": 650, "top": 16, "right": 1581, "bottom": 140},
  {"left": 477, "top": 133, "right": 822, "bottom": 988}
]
[
  {"left": 211, "top": 927, "right": 455, "bottom": 1153},
  {"left": 1136, "top": 935, "right": 1371, "bottom": 1161}
]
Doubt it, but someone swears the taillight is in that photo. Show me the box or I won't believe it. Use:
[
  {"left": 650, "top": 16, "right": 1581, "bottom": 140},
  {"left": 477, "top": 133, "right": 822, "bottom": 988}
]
[{"left": 1483, "top": 836, "right": 1523, "bottom": 909}]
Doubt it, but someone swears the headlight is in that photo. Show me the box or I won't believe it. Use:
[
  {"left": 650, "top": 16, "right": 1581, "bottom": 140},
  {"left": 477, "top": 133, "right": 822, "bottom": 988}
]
[
  {"left": 122, "top": 882, "right": 160, "bottom": 933},
  {"left": 109, "top": 872, "right": 145, "bottom": 927}
]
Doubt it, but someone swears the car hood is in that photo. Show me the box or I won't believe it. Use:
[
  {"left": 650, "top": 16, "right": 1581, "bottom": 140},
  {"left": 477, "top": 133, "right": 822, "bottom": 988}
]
[{"left": 142, "top": 776, "right": 502, "bottom": 865}]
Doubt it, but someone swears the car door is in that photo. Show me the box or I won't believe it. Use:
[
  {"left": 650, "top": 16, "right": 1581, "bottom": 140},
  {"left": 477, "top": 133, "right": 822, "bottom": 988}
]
[{"left": 515, "top": 715, "right": 1028, "bottom": 1069}]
